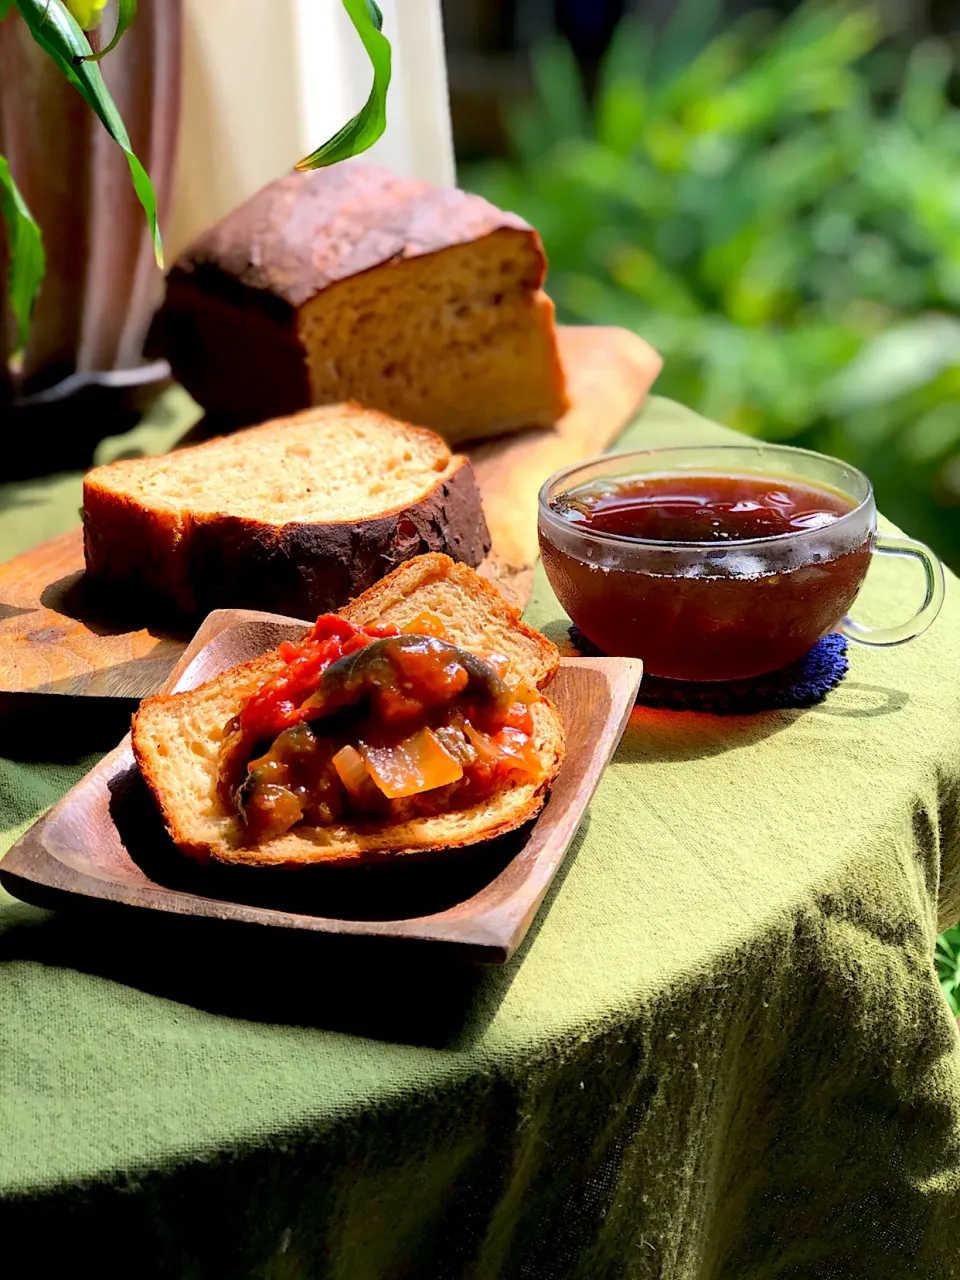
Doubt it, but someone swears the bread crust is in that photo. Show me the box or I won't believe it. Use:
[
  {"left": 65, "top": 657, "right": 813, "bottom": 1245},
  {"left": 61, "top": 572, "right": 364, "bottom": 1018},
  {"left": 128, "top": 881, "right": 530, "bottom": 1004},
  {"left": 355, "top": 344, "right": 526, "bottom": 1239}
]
[
  {"left": 167, "top": 164, "right": 541, "bottom": 308},
  {"left": 82, "top": 419, "right": 492, "bottom": 619},
  {"left": 159, "top": 278, "right": 311, "bottom": 425},
  {"left": 341, "top": 553, "right": 560, "bottom": 689}
]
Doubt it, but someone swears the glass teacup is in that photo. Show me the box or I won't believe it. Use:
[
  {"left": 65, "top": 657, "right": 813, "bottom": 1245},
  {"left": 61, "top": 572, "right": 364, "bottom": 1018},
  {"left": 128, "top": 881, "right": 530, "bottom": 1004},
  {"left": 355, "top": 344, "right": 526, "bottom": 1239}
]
[{"left": 538, "top": 443, "right": 944, "bottom": 683}]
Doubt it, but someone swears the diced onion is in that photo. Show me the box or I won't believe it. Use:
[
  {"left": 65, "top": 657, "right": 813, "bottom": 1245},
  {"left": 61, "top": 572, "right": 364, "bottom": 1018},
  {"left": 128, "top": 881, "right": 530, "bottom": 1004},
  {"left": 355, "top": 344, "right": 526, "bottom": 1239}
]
[
  {"left": 333, "top": 744, "right": 372, "bottom": 800},
  {"left": 464, "top": 722, "right": 502, "bottom": 765},
  {"left": 362, "top": 728, "right": 463, "bottom": 799},
  {"left": 496, "top": 727, "right": 542, "bottom": 775}
]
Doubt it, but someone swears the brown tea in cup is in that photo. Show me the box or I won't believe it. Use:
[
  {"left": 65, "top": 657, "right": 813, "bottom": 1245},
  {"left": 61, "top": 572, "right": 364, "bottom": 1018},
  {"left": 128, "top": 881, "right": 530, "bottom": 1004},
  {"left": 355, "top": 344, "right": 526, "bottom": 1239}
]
[{"left": 538, "top": 445, "right": 943, "bottom": 683}]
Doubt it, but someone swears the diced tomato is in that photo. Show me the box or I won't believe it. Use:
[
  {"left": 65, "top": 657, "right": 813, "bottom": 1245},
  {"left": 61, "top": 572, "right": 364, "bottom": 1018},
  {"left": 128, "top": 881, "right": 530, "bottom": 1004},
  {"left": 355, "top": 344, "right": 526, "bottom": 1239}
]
[
  {"left": 341, "top": 631, "right": 375, "bottom": 657},
  {"left": 501, "top": 700, "right": 535, "bottom": 734},
  {"left": 465, "top": 720, "right": 540, "bottom": 782},
  {"left": 302, "top": 615, "right": 363, "bottom": 646},
  {"left": 494, "top": 726, "right": 542, "bottom": 775},
  {"left": 362, "top": 728, "right": 463, "bottom": 799},
  {"left": 401, "top": 612, "right": 449, "bottom": 640},
  {"left": 241, "top": 615, "right": 391, "bottom": 739},
  {"left": 362, "top": 622, "right": 403, "bottom": 639}
]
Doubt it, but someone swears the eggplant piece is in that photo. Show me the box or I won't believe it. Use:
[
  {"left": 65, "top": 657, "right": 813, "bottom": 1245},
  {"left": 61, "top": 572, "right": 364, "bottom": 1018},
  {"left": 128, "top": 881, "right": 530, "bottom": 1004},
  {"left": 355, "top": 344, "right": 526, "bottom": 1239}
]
[{"left": 300, "top": 635, "right": 511, "bottom": 723}]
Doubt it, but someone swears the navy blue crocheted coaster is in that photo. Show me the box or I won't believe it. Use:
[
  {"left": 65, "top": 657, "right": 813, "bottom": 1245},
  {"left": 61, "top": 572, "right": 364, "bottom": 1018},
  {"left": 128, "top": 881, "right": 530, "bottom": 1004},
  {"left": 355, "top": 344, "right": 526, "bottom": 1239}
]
[{"left": 568, "top": 627, "right": 849, "bottom": 715}]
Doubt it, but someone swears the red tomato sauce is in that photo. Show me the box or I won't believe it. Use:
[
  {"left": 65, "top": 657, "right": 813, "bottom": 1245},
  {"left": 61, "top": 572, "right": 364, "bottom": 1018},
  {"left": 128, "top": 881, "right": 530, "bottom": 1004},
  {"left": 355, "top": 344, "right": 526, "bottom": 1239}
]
[{"left": 220, "top": 612, "right": 542, "bottom": 844}]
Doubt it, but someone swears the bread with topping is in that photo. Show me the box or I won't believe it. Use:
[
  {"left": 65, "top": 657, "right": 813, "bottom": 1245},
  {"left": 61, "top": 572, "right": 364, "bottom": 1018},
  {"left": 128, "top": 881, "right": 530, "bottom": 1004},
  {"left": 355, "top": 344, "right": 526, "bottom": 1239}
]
[
  {"left": 131, "top": 555, "right": 564, "bottom": 868},
  {"left": 158, "top": 163, "right": 569, "bottom": 444}
]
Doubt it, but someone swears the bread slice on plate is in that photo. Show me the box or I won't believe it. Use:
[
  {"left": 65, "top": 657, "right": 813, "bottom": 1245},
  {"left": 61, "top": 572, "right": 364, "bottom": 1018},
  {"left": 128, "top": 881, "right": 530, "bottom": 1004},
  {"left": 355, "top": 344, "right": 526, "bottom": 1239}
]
[
  {"left": 132, "top": 555, "right": 564, "bottom": 869},
  {"left": 83, "top": 403, "right": 491, "bottom": 619}
]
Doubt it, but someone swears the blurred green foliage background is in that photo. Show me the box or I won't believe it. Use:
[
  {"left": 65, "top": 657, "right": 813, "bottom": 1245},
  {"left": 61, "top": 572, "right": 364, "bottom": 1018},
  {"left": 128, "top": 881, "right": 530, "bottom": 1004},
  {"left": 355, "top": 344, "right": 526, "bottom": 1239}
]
[
  {"left": 464, "top": 0, "right": 960, "bottom": 1007},
  {"left": 464, "top": 0, "right": 960, "bottom": 572}
]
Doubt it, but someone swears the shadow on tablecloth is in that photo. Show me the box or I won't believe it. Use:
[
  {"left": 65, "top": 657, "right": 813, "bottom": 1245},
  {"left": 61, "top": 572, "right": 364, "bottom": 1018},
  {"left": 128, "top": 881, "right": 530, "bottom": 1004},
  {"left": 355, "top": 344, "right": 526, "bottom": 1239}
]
[{"left": 0, "top": 810, "right": 591, "bottom": 1053}]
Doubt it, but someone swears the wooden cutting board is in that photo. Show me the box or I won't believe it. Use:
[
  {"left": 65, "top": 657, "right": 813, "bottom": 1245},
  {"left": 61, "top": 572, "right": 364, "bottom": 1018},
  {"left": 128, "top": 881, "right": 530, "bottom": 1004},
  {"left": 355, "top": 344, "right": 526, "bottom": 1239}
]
[{"left": 0, "top": 325, "right": 661, "bottom": 698}]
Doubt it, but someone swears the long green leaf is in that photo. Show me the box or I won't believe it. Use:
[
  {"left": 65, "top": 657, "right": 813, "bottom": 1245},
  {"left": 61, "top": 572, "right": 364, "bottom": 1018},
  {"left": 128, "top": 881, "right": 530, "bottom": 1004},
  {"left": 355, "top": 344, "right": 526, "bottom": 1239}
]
[
  {"left": 14, "top": 0, "right": 162, "bottom": 266},
  {"left": 0, "top": 155, "right": 45, "bottom": 352},
  {"left": 296, "top": 0, "right": 391, "bottom": 170},
  {"left": 78, "top": 0, "right": 136, "bottom": 61}
]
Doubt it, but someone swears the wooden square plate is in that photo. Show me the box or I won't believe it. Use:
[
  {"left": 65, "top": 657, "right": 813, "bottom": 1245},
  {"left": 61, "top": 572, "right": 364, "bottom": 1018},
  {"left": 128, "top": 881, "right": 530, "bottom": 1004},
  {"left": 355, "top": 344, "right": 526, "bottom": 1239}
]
[{"left": 0, "top": 611, "right": 643, "bottom": 962}]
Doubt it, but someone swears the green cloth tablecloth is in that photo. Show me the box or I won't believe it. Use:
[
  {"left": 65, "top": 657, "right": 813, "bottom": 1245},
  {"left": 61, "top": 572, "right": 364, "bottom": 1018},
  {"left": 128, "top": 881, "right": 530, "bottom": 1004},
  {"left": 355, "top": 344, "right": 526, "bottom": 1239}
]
[{"left": 2, "top": 395, "right": 960, "bottom": 1278}]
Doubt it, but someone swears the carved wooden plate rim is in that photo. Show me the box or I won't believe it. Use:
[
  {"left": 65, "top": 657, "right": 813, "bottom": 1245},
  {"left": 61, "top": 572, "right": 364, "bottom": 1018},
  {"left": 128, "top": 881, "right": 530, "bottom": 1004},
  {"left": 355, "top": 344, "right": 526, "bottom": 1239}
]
[{"left": 0, "top": 609, "right": 643, "bottom": 962}]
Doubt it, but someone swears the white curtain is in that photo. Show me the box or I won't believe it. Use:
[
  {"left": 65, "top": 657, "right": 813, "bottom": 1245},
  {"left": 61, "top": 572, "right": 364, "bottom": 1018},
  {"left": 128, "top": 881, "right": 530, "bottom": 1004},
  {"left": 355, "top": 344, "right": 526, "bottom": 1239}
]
[{"left": 165, "top": 0, "right": 455, "bottom": 262}]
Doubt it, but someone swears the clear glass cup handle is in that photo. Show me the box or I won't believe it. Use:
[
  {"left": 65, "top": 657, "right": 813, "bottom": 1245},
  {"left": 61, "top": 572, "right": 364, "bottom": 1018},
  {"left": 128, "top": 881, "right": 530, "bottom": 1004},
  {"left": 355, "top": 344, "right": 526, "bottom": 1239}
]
[{"left": 839, "top": 534, "right": 945, "bottom": 648}]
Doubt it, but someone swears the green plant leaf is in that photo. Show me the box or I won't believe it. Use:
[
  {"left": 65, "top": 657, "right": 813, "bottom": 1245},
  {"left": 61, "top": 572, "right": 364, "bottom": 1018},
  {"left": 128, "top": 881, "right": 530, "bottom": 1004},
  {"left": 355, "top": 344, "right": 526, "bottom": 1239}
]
[
  {"left": 78, "top": 0, "right": 136, "bottom": 61},
  {"left": 296, "top": 0, "right": 391, "bottom": 170},
  {"left": 0, "top": 0, "right": 15, "bottom": 19},
  {"left": 0, "top": 155, "right": 45, "bottom": 352},
  {"left": 655, "top": 0, "right": 724, "bottom": 89},
  {"left": 940, "top": 976, "right": 960, "bottom": 1017},
  {"left": 531, "top": 40, "right": 590, "bottom": 145},
  {"left": 464, "top": 0, "right": 960, "bottom": 572},
  {"left": 14, "top": 0, "right": 161, "bottom": 266}
]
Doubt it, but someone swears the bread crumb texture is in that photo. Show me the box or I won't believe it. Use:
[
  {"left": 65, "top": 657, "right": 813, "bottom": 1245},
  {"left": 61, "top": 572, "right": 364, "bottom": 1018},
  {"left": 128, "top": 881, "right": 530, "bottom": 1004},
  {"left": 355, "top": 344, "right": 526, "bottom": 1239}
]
[
  {"left": 298, "top": 231, "right": 567, "bottom": 443},
  {"left": 85, "top": 404, "right": 453, "bottom": 525}
]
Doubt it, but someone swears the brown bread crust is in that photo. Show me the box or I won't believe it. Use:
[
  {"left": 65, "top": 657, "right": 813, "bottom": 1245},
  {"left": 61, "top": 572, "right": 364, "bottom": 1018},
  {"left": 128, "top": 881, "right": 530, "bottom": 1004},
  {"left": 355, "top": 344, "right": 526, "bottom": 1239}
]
[
  {"left": 159, "top": 278, "right": 312, "bottom": 426},
  {"left": 169, "top": 164, "right": 540, "bottom": 307},
  {"left": 83, "top": 457, "right": 491, "bottom": 619}
]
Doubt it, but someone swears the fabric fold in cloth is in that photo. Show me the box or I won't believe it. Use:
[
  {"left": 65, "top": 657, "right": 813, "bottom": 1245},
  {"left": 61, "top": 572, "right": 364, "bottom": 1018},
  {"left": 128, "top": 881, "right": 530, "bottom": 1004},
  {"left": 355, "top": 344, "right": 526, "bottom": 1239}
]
[{"left": 1, "top": 394, "right": 960, "bottom": 1278}]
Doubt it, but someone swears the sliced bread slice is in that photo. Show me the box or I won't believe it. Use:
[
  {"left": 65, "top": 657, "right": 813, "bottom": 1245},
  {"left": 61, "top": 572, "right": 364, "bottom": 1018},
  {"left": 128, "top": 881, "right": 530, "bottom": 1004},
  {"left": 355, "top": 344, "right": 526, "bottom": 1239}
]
[
  {"left": 338, "top": 553, "right": 559, "bottom": 689},
  {"left": 83, "top": 404, "right": 491, "bottom": 619},
  {"left": 131, "top": 555, "right": 564, "bottom": 868}
]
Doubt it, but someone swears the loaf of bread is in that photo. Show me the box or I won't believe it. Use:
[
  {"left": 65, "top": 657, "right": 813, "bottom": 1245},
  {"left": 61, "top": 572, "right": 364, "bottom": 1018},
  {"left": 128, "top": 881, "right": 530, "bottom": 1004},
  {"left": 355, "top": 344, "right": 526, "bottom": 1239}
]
[
  {"left": 83, "top": 403, "right": 491, "bottom": 619},
  {"left": 158, "top": 163, "right": 570, "bottom": 444},
  {"left": 132, "top": 554, "right": 564, "bottom": 868}
]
